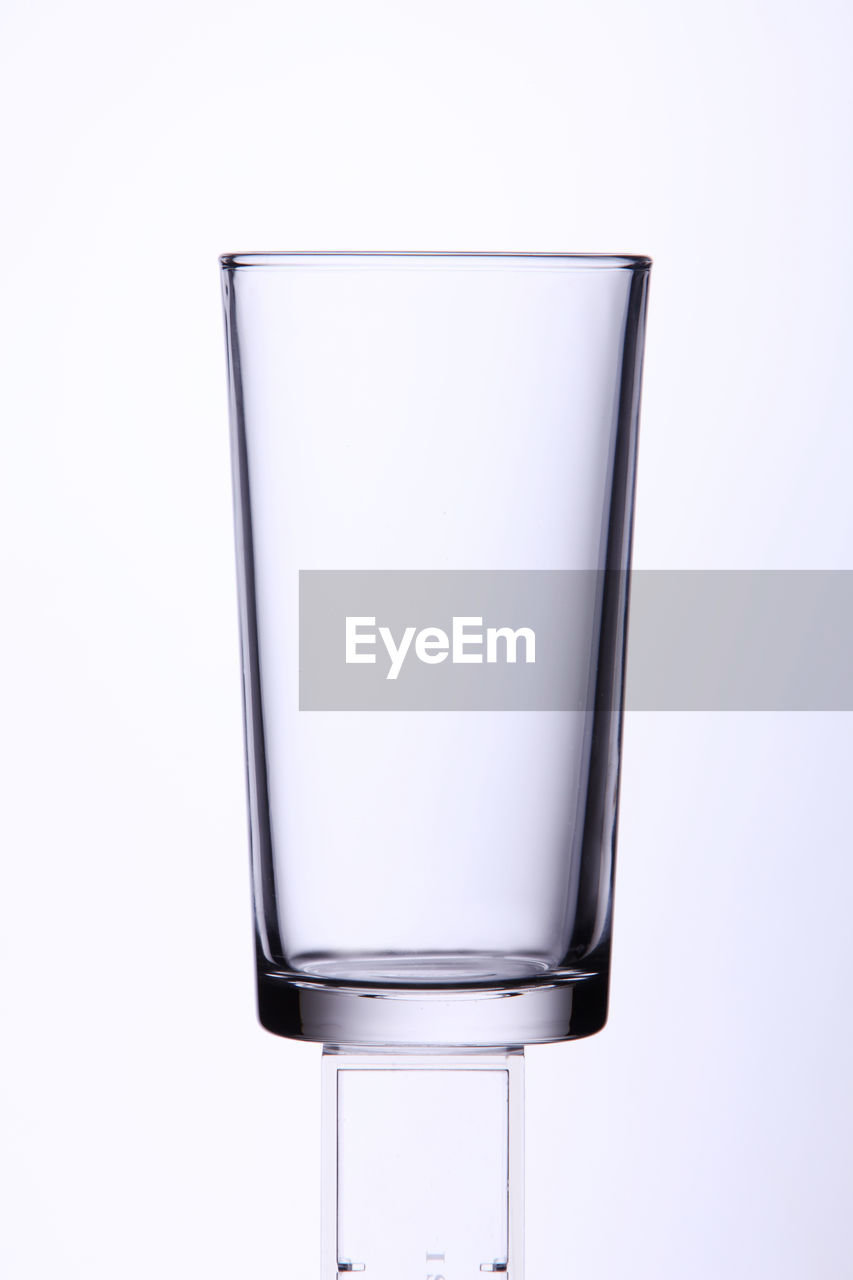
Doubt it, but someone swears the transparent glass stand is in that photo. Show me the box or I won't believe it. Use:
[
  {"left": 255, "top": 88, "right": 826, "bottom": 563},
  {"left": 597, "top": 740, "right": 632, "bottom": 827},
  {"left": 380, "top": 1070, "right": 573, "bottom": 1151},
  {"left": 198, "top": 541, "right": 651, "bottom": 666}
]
[{"left": 323, "top": 1050, "right": 524, "bottom": 1280}]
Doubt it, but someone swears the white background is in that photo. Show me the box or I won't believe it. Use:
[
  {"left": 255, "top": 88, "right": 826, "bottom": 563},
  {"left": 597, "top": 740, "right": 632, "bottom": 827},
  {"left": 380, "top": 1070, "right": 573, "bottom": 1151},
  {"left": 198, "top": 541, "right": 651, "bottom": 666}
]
[{"left": 2, "top": 1, "right": 852, "bottom": 1277}]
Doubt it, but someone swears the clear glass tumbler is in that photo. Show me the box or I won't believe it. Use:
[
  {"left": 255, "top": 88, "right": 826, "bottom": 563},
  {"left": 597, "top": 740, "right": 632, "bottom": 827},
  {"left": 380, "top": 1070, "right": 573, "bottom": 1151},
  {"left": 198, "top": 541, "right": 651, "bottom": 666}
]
[
  {"left": 220, "top": 251, "right": 650, "bottom": 1277},
  {"left": 222, "top": 251, "right": 650, "bottom": 1047}
]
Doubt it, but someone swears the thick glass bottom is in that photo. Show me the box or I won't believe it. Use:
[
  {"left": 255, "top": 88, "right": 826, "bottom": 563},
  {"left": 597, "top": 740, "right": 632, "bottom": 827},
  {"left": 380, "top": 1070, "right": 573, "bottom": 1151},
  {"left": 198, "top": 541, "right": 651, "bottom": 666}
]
[{"left": 256, "top": 964, "right": 609, "bottom": 1046}]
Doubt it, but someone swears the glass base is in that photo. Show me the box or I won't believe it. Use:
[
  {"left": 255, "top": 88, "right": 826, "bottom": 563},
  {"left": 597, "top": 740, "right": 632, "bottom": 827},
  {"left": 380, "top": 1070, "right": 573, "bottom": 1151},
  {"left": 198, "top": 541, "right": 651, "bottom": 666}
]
[
  {"left": 257, "top": 964, "right": 609, "bottom": 1046},
  {"left": 322, "top": 1049, "right": 525, "bottom": 1280}
]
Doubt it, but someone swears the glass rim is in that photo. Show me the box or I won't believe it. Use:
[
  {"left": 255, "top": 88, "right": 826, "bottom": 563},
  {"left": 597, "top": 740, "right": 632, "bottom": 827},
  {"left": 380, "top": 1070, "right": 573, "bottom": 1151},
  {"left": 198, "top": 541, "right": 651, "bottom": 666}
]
[{"left": 219, "top": 250, "right": 652, "bottom": 271}]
